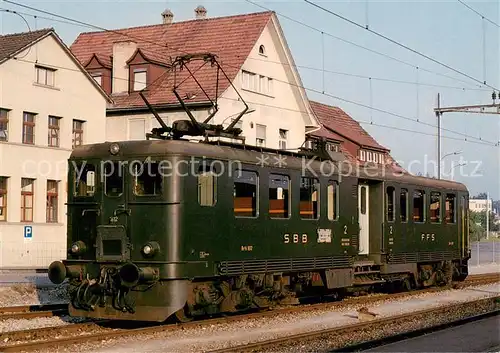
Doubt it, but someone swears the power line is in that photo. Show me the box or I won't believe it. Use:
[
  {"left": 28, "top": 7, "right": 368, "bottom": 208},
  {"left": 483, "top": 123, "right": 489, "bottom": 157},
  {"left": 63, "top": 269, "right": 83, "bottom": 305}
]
[
  {"left": 303, "top": 0, "right": 499, "bottom": 91},
  {"left": 4, "top": 1, "right": 497, "bottom": 147},
  {"left": 243, "top": 0, "right": 485, "bottom": 90},
  {"left": 457, "top": 0, "right": 500, "bottom": 28}
]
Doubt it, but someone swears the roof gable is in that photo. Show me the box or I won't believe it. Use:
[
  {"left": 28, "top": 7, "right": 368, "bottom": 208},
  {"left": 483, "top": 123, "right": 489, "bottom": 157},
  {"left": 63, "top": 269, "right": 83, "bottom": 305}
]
[
  {"left": 310, "top": 100, "right": 388, "bottom": 151},
  {"left": 0, "top": 28, "right": 53, "bottom": 64},
  {"left": 70, "top": 11, "right": 274, "bottom": 109}
]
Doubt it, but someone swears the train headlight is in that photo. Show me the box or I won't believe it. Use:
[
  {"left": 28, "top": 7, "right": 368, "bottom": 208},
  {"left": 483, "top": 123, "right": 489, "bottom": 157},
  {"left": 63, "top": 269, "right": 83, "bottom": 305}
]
[
  {"left": 141, "top": 241, "right": 160, "bottom": 257},
  {"left": 109, "top": 143, "right": 120, "bottom": 155},
  {"left": 70, "top": 241, "right": 86, "bottom": 255}
]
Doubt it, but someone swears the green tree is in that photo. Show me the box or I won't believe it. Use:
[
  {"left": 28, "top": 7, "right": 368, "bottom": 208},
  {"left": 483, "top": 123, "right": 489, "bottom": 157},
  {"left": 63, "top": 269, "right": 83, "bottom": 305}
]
[{"left": 469, "top": 210, "right": 499, "bottom": 241}]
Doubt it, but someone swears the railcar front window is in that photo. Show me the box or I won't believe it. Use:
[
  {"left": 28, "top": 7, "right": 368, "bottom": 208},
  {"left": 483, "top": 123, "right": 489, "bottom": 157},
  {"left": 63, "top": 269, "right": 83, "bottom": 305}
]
[
  {"left": 413, "top": 190, "right": 425, "bottom": 222},
  {"left": 269, "top": 174, "right": 290, "bottom": 219},
  {"left": 430, "top": 192, "right": 441, "bottom": 223},
  {"left": 386, "top": 186, "right": 395, "bottom": 222},
  {"left": 73, "top": 163, "right": 96, "bottom": 197},
  {"left": 234, "top": 170, "right": 258, "bottom": 217},
  {"left": 104, "top": 162, "right": 123, "bottom": 197},
  {"left": 400, "top": 189, "right": 408, "bottom": 222},
  {"left": 134, "top": 162, "right": 162, "bottom": 196},
  {"left": 300, "top": 177, "right": 319, "bottom": 219},
  {"left": 446, "top": 194, "right": 456, "bottom": 223}
]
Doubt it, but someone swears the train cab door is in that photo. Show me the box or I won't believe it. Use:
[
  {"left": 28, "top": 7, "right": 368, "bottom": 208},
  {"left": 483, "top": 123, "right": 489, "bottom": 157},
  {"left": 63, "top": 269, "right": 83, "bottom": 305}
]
[{"left": 358, "top": 184, "right": 369, "bottom": 255}]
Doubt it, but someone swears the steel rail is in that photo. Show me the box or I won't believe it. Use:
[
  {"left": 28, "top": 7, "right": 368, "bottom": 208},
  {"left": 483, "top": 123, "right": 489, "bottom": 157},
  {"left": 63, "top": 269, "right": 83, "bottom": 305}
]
[
  {"left": 0, "top": 303, "right": 68, "bottom": 321},
  {"left": 0, "top": 272, "right": 497, "bottom": 351},
  {"left": 208, "top": 296, "right": 500, "bottom": 353}
]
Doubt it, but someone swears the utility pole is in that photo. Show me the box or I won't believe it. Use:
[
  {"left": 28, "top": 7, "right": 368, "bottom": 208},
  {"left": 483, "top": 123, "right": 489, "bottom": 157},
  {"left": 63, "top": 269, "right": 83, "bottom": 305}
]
[
  {"left": 436, "top": 93, "right": 441, "bottom": 179},
  {"left": 486, "top": 192, "right": 490, "bottom": 240}
]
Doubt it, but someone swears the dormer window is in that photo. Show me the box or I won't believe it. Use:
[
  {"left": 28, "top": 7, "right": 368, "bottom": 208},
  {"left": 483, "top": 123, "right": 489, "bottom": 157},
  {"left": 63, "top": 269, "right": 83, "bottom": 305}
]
[
  {"left": 259, "top": 44, "right": 266, "bottom": 56},
  {"left": 133, "top": 68, "right": 147, "bottom": 91},
  {"left": 91, "top": 73, "right": 102, "bottom": 86}
]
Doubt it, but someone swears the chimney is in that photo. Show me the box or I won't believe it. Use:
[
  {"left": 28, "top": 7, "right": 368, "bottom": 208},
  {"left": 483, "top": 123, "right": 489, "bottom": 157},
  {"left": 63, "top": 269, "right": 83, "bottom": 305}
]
[
  {"left": 194, "top": 5, "right": 207, "bottom": 19},
  {"left": 162, "top": 9, "right": 173, "bottom": 24}
]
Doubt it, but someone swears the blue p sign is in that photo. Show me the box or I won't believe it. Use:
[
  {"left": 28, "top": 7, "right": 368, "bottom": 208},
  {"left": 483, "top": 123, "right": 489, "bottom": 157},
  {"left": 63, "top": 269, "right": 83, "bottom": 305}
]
[{"left": 24, "top": 226, "right": 32, "bottom": 238}]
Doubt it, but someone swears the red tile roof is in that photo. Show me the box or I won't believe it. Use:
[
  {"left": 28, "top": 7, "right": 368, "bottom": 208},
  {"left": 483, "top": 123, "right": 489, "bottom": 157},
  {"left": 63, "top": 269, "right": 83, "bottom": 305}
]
[
  {"left": 70, "top": 11, "right": 274, "bottom": 109},
  {"left": 0, "top": 28, "right": 53, "bottom": 64},
  {"left": 309, "top": 100, "right": 388, "bottom": 151}
]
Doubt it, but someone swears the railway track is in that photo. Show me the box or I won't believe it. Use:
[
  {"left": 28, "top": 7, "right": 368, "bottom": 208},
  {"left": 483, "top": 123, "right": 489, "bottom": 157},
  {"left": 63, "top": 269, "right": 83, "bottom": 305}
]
[
  {"left": 0, "top": 304, "right": 68, "bottom": 321},
  {"left": 0, "top": 272, "right": 497, "bottom": 352},
  {"left": 209, "top": 296, "right": 500, "bottom": 353}
]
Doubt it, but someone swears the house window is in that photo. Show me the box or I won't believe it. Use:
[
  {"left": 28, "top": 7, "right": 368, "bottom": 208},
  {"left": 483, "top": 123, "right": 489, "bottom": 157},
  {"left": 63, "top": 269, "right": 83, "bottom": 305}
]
[
  {"left": 0, "top": 177, "right": 7, "bottom": 221},
  {"left": 300, "top": 177, "right": 319, "bottom": 219},
  {"left": 242, "top": 70, "right": 273, "bottom": 95},
  {"left": 72, "top": 120, "right": 84, "bottom": 148},
  {"left": 413, "top": 190, "right": 425, "bottom": 222},
  {"left": 92, "top": 73, "right": 102, "bottom": 86},
  {"left": 400, "top": 189, "right": 408, "bottom": 222},
  {"left": 197, "top": 165, "right": 216, "bottom": 206},
  {"left": 386, "top": 186, "right": 395, "bottom": 222},
  {"left": 327, "top": 180, "right": 339, "bottom": 220},
  {"left": 279, "top": 129, "right": 288, "bottom": 150},
  {"left": 133, "top": 69, "right": 147, "bottom": 91},
  {"left": 234, "top": 170, "right": 258, "bottom": 217},
  {"left": 446, "top": 194, "right": 456, "bottom": 223},
  {"left": 48, "top": 116, "right": 61, "bottom": 147},
  {"left": 326, "top": 142, "right": 339, "bottom": 152},
  {"left": 259, "top": 44, "right": 266, "bottom": 56},
  {"left": 256, "top": 124, "right": 266, "bottom": 147},
  {"left": 22, "top": 112, "right": 36, "bottom": 144},
  {"left": 269, "top": 174, "right": 290, "bottom": 219},
  {"left": 35, "top": 65, "right": 55, "bottom": 87},
  {"left": 46, "top": 180, "right": 58, "bottom": 223},
  {"left": 21, "top": 178, "right": 34, "bottom": 222},
  {"left": 0, "top": 108, "right": 9, "bottom": 141},
  {"left": 430, "top": 192, "right": 441, "bottom": 223}
]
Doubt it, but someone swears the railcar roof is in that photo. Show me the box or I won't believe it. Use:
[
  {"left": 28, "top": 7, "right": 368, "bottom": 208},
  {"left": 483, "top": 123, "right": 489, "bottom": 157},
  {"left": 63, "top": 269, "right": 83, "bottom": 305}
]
[{"left": 70, "top": 140, "right": 468, "bottom": 192}]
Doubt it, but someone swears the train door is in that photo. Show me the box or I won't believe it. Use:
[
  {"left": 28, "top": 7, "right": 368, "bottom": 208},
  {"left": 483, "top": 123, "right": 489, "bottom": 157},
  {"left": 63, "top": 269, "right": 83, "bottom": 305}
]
[{"left": 358, "top": 184, "right": 369, "bottom": 255}]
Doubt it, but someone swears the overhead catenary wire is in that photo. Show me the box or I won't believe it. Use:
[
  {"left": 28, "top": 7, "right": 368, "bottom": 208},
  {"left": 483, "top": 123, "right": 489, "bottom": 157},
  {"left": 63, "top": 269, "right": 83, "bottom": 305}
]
[
  {"left": 243, "top": 0, "right": 485, "bottom": 90},
  {"left": 303, "top": 0, "right": 499, "bottom": 91},
  {"left": 457, "top": 0, "right": 500, "bottom": 28},
  {"left": 3, "top": 1, "right": 498, "bottom": 147}
]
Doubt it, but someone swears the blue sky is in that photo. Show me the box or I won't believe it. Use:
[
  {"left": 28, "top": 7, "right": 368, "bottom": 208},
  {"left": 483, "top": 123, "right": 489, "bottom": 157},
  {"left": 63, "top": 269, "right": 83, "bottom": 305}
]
[{"left": 1, "top": 0, "right": 499, "bottom": 199}]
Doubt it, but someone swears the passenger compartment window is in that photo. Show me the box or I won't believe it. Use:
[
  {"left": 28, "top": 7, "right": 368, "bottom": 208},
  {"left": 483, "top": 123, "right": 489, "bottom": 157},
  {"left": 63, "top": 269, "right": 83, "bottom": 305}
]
[
  {"left": 234, "top": 170, "right": 258, "bottom": 217},
  {"left": 133, "top": 162, "right": 162, "bottom": 196},
  {"left": 430, "top": 192, "right": 441, "bottom": 223},
  {"left": 104, "top": 162, "right": 123, "bottom": 197},
  {"left": 400, "top": 189, "right": 408, "bottom": 222},
  {"left": 269, "top": 174, "right": 290, "bottom": 219},
  {"left": 327, "top": 180, "right": 338, "bottom": 220},
  {"left": 446, "top": 194, "right": 456, "bottom": 223},
  {"left": 386, "top": 186, "right": 395, "bottom": 222},
  {"left": 413, "top": 190, "right": 425, "bottom": 222},
  {"left": 73, "top": 163, "right": 95, "bottom": 197},
  {"left": 198, "top": 165, "right": 216, "bottom": 206},
  {"left": 300, "top": 177, "right": 319, "bottom": 219}
]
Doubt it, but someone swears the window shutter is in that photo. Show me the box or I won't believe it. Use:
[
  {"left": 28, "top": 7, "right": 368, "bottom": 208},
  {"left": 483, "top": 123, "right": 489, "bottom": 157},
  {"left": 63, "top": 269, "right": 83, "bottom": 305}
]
[{"left": 256, "top": 124, "right": 266, "bottom": 140}]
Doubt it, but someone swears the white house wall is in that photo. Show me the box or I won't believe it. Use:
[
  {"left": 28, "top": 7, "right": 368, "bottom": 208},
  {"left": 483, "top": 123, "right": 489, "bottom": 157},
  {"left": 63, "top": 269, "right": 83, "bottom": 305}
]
[{"left": 0, "top": 34, "right": 107, "bottom": 268}]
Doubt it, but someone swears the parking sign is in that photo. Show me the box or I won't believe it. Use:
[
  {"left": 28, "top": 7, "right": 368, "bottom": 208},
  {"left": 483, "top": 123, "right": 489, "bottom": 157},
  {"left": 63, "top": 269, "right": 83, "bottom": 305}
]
[{"left": 24, "top": 226, "right": 32, "bottom": 239}]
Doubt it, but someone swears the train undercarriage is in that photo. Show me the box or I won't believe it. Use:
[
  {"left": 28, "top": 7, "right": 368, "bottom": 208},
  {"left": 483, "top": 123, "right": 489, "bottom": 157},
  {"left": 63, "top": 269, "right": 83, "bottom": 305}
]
[{"left": 49, "top": 258, "right": 469, "bottom": 322}]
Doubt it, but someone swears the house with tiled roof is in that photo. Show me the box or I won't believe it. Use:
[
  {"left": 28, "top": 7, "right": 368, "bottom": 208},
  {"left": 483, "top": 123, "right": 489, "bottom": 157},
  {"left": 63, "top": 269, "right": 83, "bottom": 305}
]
[
  {"left": 70, "top": 7, "right": 320, "bottom": 148},
  {"left": 307, "top": 101, "right": 405, "bottom": 172},
  {"left": 0, "top": 28, "right": 109, "bottom": 268}
]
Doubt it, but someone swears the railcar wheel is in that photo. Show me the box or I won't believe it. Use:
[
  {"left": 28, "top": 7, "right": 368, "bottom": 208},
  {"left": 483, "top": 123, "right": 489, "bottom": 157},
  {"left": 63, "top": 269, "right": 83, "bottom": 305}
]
[{"left": 174, "top": 306, "right": 193, "bottom": 323}]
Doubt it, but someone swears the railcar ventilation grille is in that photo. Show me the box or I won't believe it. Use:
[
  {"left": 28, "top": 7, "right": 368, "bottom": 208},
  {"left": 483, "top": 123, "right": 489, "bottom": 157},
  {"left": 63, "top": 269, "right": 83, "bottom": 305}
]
[{"left": 388, "top": 250, "right": 461, "bottom": 264}]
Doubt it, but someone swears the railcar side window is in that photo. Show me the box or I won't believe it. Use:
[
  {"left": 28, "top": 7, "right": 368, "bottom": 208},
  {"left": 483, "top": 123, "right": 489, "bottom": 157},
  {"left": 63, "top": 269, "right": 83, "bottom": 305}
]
[
  {"left": 104, "top": 162, "right": 123, "bottom": 197},
  {"left": 300, "top": 177, "right": 319, "bottom": 219},
  {"left": 234, "top": 170, "right": 258, "bottom": 217},
  {"left": 198, "top": 165, "right": 216, "bottom": 206},
  {"left": 445, "top": 194, "right": 456, "bottom": 223},
  {"left": 400, "top": 188, "right": 408, "bottom": 222},
  {"left": 327, "top": 180, "right": 339, "bottom": 220},
  {"left": 413, "top": 190, "right": 425, "bottom": 222},
  {"left": 430, "top": 192, "right": 441, "bottom": 223},
  {"left": 73, "top": 163, "right": 95, "bottom": 197},
  {"left": 133, "top": 162, "right": 162, "bottom": 196},
  {"left": 386, "top": 186, "right": 395, "bottom": 222},
  {"left": 269, "top": 174, "right": 290, "bottom": 218}
]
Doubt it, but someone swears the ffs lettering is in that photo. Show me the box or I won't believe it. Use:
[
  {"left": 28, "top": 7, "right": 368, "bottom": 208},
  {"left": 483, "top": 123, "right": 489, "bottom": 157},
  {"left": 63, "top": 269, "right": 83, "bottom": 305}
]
[{"left": 421, "top": 233, "right": 435, "bottom": 241}]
